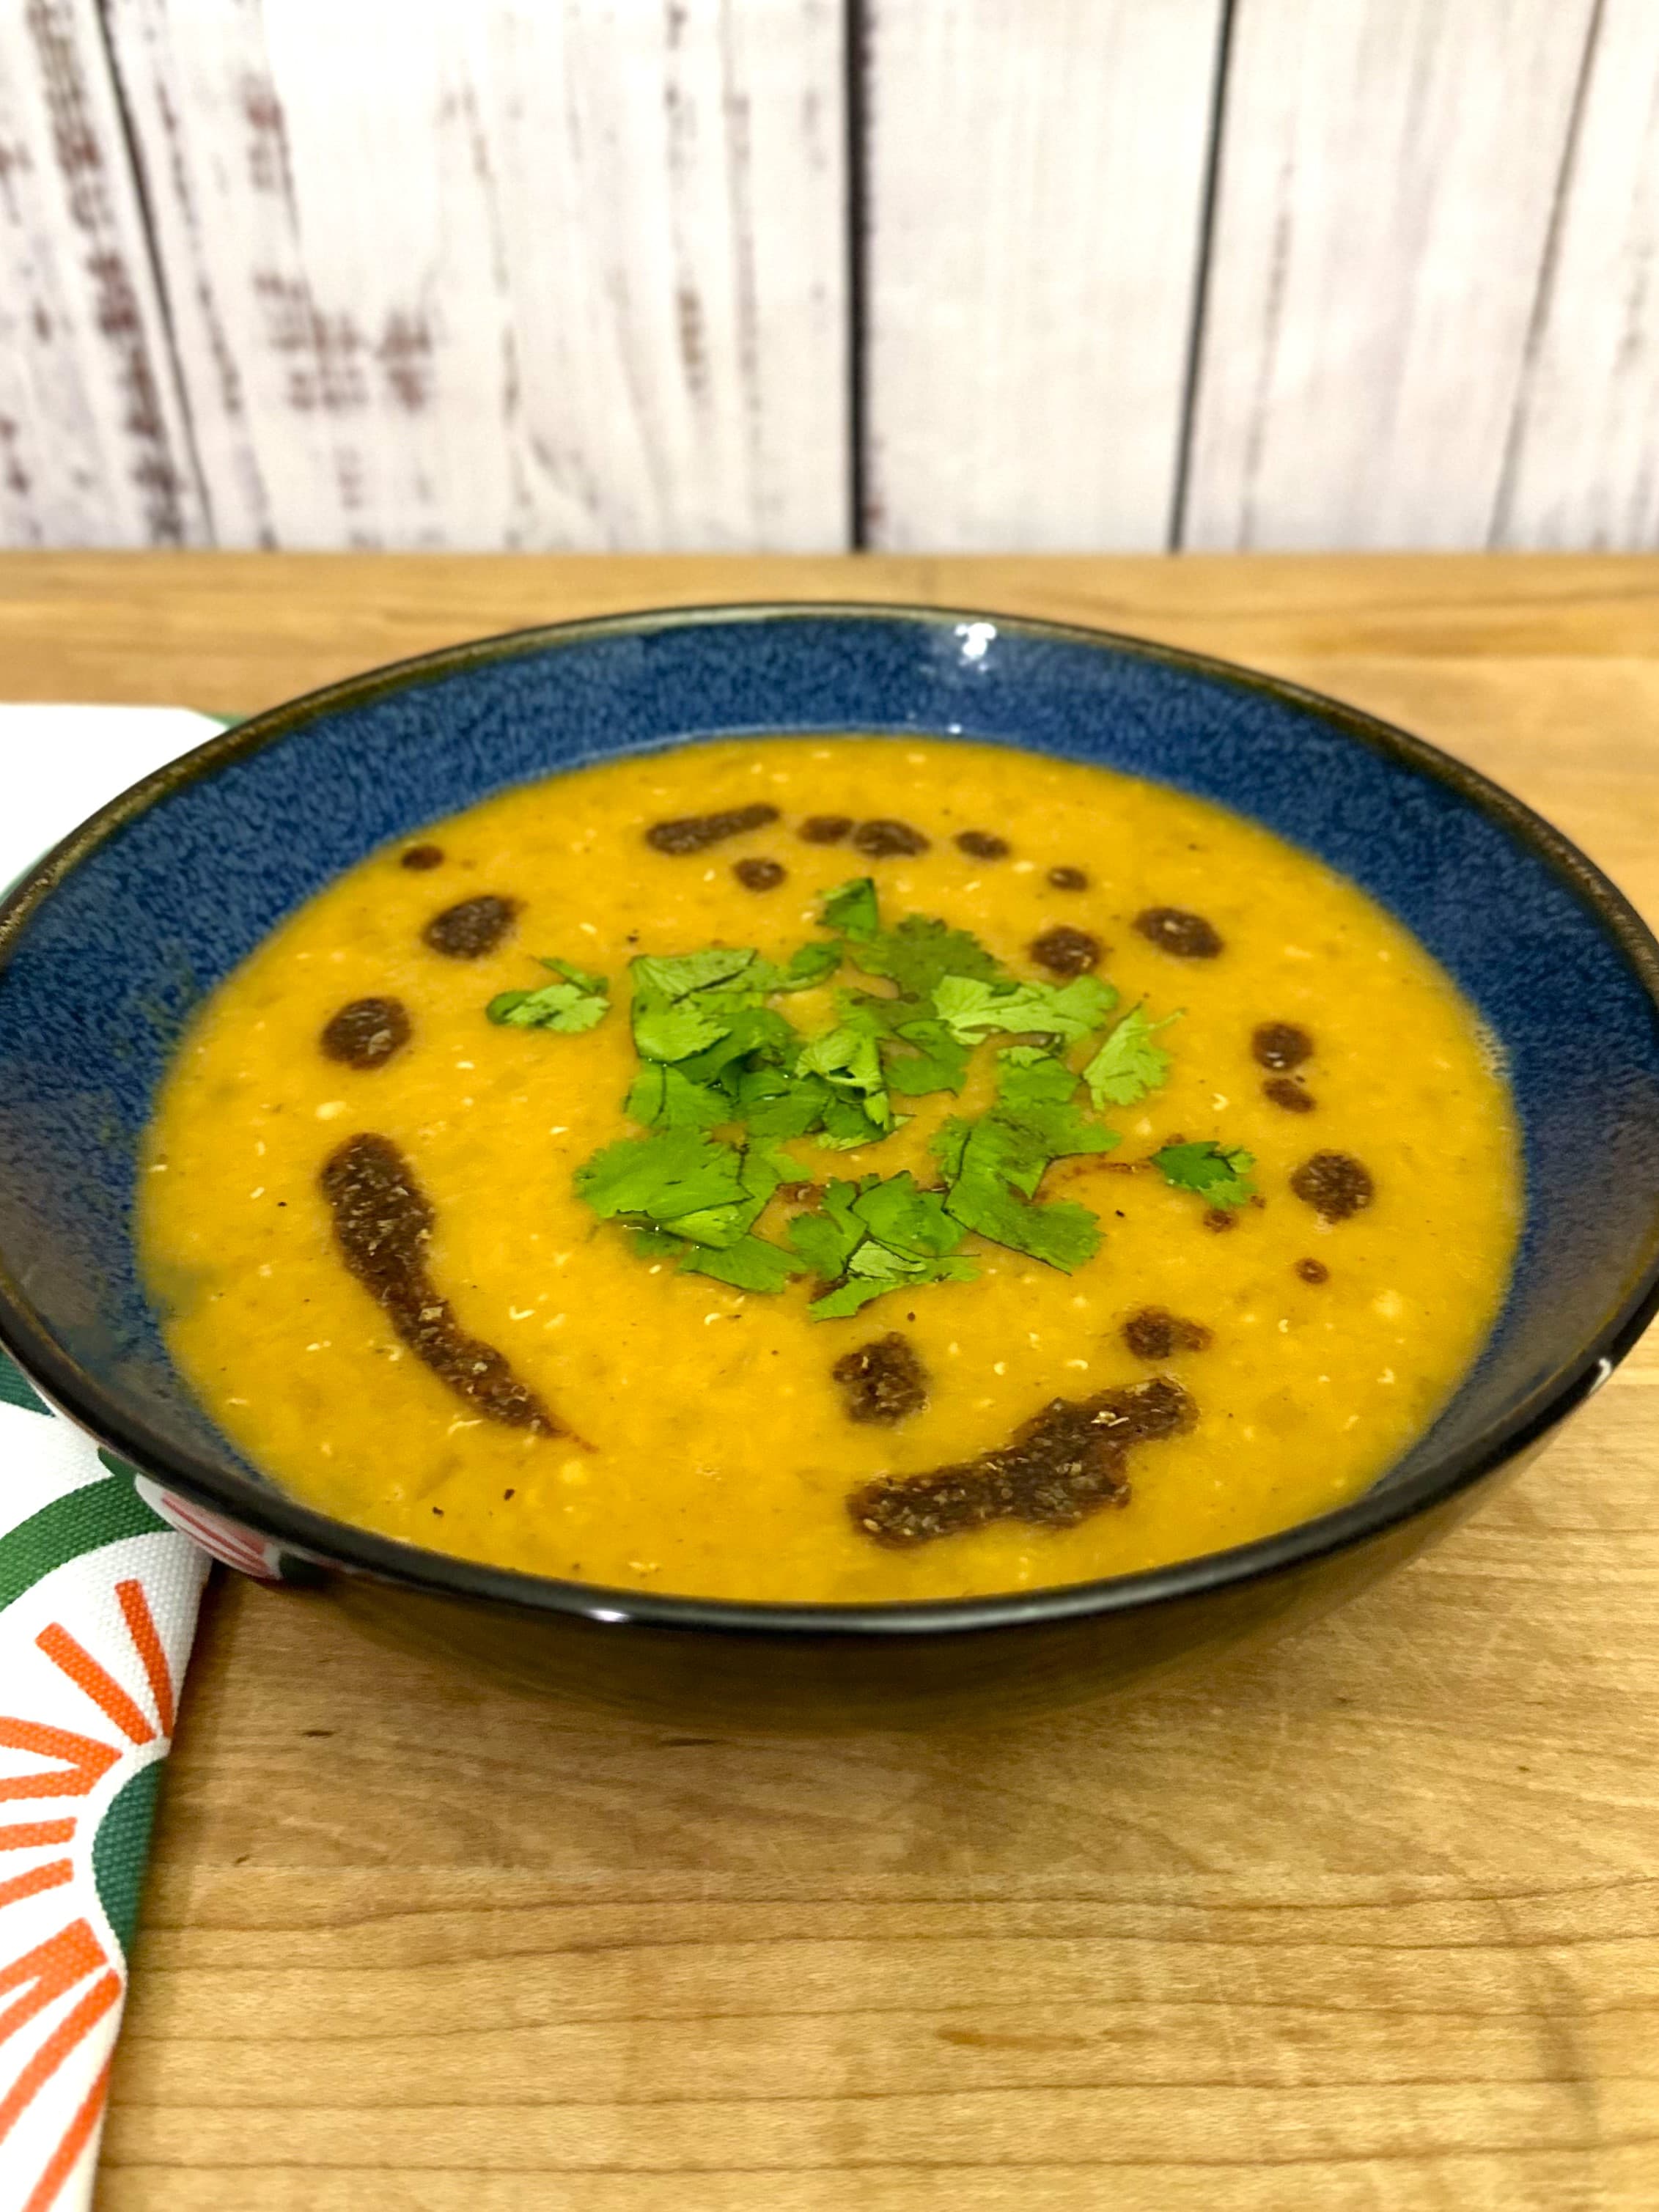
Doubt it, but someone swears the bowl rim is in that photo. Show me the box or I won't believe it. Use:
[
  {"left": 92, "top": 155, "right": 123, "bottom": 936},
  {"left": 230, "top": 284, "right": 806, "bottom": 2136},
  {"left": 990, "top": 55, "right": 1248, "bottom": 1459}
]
[{"left": 2, "top": 596, "right": 1658, "bottom": 1640}]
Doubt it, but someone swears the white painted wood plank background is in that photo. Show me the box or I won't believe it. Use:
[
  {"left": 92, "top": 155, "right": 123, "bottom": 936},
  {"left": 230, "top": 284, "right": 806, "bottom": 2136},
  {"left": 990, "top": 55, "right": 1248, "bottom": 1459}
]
[
  {"left": 1496, "top": 0, "right": 1659, "bottom": 550},
  {"left": 1182, "top": 0, "right": 1598, "bottom": 552},
  {"left": 0, "top": 0, "right": 1655, "bottom": 553},
  {"left": 105, "top": 0, "right": 847, "bottom": 550},
  {"left": 0, "top": 0, "right": 205, "bottom": 547},
  {"left": 862, "top": 0, "right": 1223, "bottom": 553}
]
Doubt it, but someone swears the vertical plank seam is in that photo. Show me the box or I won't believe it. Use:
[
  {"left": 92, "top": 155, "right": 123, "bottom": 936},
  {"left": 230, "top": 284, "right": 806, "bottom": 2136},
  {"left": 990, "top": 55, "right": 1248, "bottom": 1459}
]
[
  {"left": 845, "top": 0, "right": 870, "bottom": 548},
  {"left": 1488, "top": 0, "right": 1608, "bottom": 549},
  {"left": 1167, "top": 0, "right": 1237, "bottom": 553},
  {"left": 89, "top": 0, "right": 216, "bottom": 542}
]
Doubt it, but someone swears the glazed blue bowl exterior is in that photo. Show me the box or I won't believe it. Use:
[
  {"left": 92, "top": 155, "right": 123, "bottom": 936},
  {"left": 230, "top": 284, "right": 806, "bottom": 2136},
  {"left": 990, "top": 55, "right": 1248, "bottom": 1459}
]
[{"left": 1, "top": 605, "right": 1657, "bottom": 1726}]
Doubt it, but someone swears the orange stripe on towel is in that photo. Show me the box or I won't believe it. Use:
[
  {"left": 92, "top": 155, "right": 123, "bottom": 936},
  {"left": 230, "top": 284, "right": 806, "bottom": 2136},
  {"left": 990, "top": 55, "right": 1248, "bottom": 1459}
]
[
  {"left": 35, "top": 1626, "right": 154, "bottom": 1747},
  {"left": 115, "top": 1580, "right": 175, "bottom": 1739}
]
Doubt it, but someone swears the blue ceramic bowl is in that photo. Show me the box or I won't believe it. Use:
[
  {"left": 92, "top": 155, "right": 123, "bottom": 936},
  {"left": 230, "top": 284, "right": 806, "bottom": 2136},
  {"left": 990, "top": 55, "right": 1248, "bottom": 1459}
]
[{"left": 2, "top": 605, "right": 1657, "bottom": 1726}]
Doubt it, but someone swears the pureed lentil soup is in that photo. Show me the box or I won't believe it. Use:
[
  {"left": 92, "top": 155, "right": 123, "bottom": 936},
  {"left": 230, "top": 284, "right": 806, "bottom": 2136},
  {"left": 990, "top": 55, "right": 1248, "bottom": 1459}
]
[{"left": 138, "top": 737, "right": 1520, "bottom": 1604}]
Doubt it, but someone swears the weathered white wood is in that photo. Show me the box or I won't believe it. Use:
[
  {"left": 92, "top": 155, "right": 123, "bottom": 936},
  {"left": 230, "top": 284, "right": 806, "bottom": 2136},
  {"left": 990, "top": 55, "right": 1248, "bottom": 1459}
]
[
  {"left": 104, "top": 0, "right": 847, "bottom": 551},
  {"left": 1183, "top": 0, "right": 1598, "bottom": 553},
  {"left": 1496, "top": 0, "right": 1659, "bottom": 550},
  {"left": 863, "top": 0, "right": 1224, "bottom": 553},
  {"left": 0, "top": 0, "right": 206, "bottom": 548}
]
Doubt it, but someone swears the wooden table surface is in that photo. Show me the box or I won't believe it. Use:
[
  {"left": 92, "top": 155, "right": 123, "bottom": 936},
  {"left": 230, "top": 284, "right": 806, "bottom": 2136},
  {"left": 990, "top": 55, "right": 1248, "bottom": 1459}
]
[{"left": 4, "top": 553, "right": 1656, "bottom": 2212}]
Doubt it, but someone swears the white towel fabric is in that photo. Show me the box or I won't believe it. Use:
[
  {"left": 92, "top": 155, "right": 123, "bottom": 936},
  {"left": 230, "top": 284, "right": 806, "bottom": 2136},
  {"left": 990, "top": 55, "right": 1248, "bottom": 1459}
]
[{"left": 0, "top": 706, "right": 224, "bottom": 2212}]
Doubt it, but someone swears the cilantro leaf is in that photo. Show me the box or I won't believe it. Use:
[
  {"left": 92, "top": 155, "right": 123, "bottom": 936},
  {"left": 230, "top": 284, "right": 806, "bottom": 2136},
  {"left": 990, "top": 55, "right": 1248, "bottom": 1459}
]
[
  {"left": 751, "top": 941, "right": 842, "bottom": 992},
  {"left": 880, "top": 1015, "right": 971, "bottom": 1096},
  {"left": 993, "top": 1044, "right": 1081, "bottom": 1110},
  {"left": 820, "top": 877, "right": 998, "bottom": 998},
  {"left": 575, "top": 1128, "right": 748, "bottom": 1229},
  {"left": 1082, "top": 1006, "right": 1180, "bottom": 1107},
  {"left": 853, "top": 914, "right": 1001, "bottom": 998},
  {"left": 932, "top": 972, "right": 1118, "bottom": 1046},
  {"left": 630, "top": 987, "right": 733, "bottom": 1063},
  {"left": 673, "top": 1003, "right": 798, "bottom": 1083},
  {"left": 575, "top": 1129, "right": 787, "bottom": 1250},
  {"left": 928, "top": 1059, "right": 1119, "bottom": 1272},
  {"left": 1153, "top": 1140, "right": 1256, "bottom": 1208},
  {"left": 625, "top": 1063, "right": 731, "bottom": 1131},
  {"left": 935, "top": 1113, "right": 1109, "bottom": 1269},
  {"left": 668, "top": 1136, "right": 789, "bottom": 1247},
  {"left": 795, "top": 1008, "right": 899, "bottom": 1141},
  {"left": 848, "top": 1173, "right": 963, "bottom": 1258},
  {"left": 787, "top": 1200, "right": 862, "bottom": 1282},
  {"left": 836, "top": 994, "right": 971, "bottom": 1097},
  {"left": 820, "top": 877, "right": 879, "bottom": 942},
  {"left": 731, "top": 1063, "right": 839, "bottom": 1140},
  {"left": 789, "top": 1170, "right": 977, "bottom": 1320},
  {"left": 487, "top": 957, "right": 610, "bottom": 1033},
  {"left": 633, "top": 948, "right": 757, "bottom": 999},
  {"left": 633, "top": 1228, "right": 802, "bottom": 1294}
]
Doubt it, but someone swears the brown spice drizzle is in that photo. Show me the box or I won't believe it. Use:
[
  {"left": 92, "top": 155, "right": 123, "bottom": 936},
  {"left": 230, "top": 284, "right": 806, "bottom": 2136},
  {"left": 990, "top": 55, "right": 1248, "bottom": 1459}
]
[
  {"left": 853, "top": 817, "right": 930, "bottom": 857},
  {"left": 1134, "top": 907, "right": 1224, "bottom": 959},
  {"left": 956, "top": 829, "right": 1009, "bottom": 860},
  {"left": 646, "top": 803, "right": 780, "bottom": 855},
  {"left": 1295, "top": 1258, "right": 1330, "bottom": 1284},
  {"left": 832, "top": 1333, "right": 929, "bottom": 1425},
  {"left": 320, "top": 996, "right": 411, "bottom": 1072},
  {"left": 1263, "top": 1077, "right": 1316, "bottom": 1114},
  {"left": 1030, "top": 925, "right": 1102, "bottom": 978},
  {"left": 733, "top": 857, "right": 787, "bottom": 892},
  {"left": 1122, "top": 1307, "right": 1212, "bottom": 1360},
  {"left": 799, "top": 814, "right": 854, "bottom": 844},
  {"left": 422, "top": 895, "right": 519, "bottom": 959},
  {"left": 319, "top": 1132, "right": 559, "bottom": 1434},
  {"left": 1048, "top": 865, "right": 1089, "bottom": 891},
  {"left": 1292, "top": 1151, "right": 1375, "bottom": 1221},
  {"left": 848, "top": 1376, "right": 1194, "bottom": 1547},
  {"left": 1253, "top": 1021, "right": 1312, "bottom": 1072},
  {"left": 1203, "top": 1208, "right": 1237, "bottom": 1233},
  {"left": 400, "top": 843, "right": 444, "bottom": 871}
]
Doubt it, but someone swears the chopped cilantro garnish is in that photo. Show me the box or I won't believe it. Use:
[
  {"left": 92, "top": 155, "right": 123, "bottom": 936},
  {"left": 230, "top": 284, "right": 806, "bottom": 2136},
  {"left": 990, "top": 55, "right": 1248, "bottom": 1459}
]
[
  {"left": 820, "top": 876, "right": 998, "bottom": 1005},
  {"left": 753, "top": 940, "right": 842, "bottom": 992},
  {"left": 632, "top": 1227, "right": 803, "bottom": 1294},
  {"left": 796, "top": 1016, "right": 890, "bottom": 1116},
  {"left": 932, "top": 972, "right": 1117, "bottom": 1047},
  {"left": 790, "top": 1170, "right": 977, "bottom": 1320},
  {"left": 624, "top": 1063, "right": 730, "bottom": 1131},
  {"left": 993, "top": 1043, "right": 1084, "bottom": 1109},
  {"left": 820, "top": 877, "right": 880, "bottom": 942},
  {"left": 486, "top": 958, "right": 609, "bottom": 1033},
  {"left": 573, "top": 873, "right": 1191, "bottom": 1310},
  {"left": 575, "top": 1128, "right": 788, "bottom": 1250},
  {"left": 672, "top": 1004, "right": 798, "bottom": 1083},
  {"left": 929, "top": 1052, "right": 1119, "bottom": 1271},
  {"left": 1083, "top": 1005, "right": 1180, "bottom": 1107},
  {"left": 850, "top": 914, "right": 1001, "bottom": 998},
  {"left": 1153, "top": 1140, "right": 1256, "bottom": 1208},
  {"left": 629, "top": 948, "right": 785, "bottom": 1063}
]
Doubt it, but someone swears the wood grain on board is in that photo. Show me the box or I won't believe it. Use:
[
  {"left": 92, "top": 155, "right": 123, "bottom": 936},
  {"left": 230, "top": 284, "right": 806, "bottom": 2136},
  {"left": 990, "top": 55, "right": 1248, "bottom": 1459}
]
[
  {"left": 0, "top": 550, "right": 1647, "bottom": 2210},
  {"left": 862, "top": 0, "right": 1222, "bottom": 552},
  {"left": 103, "top": 0, "right": 847, "bottom": 550},
  {"left": 0, "top": 0, "right": 206, "bottom": 549},
  {"left": 6, "top": 550, "right": 1659, "bottom": 712},
  {"left": 1183, "top": 0, "right": 1600, "bottom": 551},
  {"left": 1496, "top": 0, "right": 1659, "bottom": 551}
]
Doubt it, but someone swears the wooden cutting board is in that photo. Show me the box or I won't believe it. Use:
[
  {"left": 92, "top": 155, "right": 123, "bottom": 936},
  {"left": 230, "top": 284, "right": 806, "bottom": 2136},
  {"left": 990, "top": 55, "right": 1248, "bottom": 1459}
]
[{"left": 3, "top": 553, "right": 1655, "bottom": 2212}]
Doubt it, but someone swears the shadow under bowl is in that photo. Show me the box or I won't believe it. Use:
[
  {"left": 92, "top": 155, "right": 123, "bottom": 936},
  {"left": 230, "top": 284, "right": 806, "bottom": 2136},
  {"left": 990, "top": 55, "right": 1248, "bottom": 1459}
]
[{"left": 1, "top": 604, "right": 1658, "bottom": 1728}]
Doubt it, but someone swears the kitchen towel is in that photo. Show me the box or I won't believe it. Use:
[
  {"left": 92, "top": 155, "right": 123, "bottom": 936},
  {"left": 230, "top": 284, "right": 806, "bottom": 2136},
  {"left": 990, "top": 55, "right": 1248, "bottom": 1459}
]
[{"left": 1, "top": 707, "right": 221, "bottom": 2211}]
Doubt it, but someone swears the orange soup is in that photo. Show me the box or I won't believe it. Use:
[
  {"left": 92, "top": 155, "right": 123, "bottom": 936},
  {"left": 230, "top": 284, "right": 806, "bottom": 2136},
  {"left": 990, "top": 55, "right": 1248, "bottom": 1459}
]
[{"left": 138, "top": 737, "right": 1520, "bottom": 1602}]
